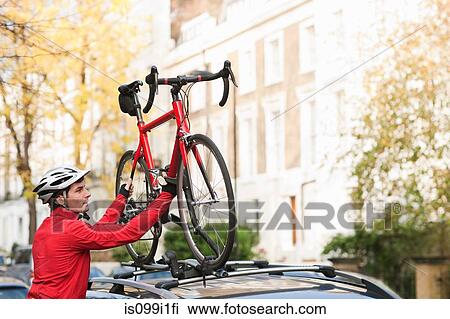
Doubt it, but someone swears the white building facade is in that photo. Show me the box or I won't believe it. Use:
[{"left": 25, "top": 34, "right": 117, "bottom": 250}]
[
  {"left": 159, "top": 0, "right": 423, "bottom": 262},
  {"left": 0, "top": 0, "right": 423, "bottom": 260}
]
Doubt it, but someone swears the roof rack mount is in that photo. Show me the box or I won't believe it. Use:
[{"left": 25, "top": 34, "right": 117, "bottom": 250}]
[{"left": 116, "top": 251, "right": 234, "bottom": 280}]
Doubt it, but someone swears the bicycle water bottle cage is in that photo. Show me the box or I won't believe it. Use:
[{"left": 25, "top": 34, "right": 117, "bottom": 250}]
[{"left": 118, "top": 80, "right": 142, "bottom": 116}]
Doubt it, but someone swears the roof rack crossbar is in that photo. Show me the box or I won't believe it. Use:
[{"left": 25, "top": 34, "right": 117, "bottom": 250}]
[
  {"left": 155, "top": 265, "right": 337, "bottom": 290},
  {"left": 224, "top": 260, "right": 269, "bottom": 271}
]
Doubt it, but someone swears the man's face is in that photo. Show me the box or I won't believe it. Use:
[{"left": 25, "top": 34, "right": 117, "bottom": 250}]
[{"left": 64, "top": 179, "right": 91, "bottom": 213}]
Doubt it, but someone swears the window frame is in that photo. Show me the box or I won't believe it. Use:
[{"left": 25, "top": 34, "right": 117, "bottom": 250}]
[
  {"left": 264, "top": 31, "right": 284, "bottom": 86},
  {"left": 299, "top": 18, "right": 317, "bottom": 74},
  {"left": 237, "top": 103, "right": 258, "bottom": 179},
  {"left": 263, "top": 93, "right": 286, "bottom": 174},
  {"left": 238, "top": 44, "right": 256, "bottom": 95}
]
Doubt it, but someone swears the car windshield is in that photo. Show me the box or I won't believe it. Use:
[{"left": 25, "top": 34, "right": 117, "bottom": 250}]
[{"left": 0, "top": 287, "right": 28, "bottom": 299}]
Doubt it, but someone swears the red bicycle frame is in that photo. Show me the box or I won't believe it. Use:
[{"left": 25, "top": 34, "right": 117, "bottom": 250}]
[
  {"left": 124, "top": 61, "right": 237, "bottom": 194},
  {"left": 130, "top": 98, "right": 193, "bottom": 189}
]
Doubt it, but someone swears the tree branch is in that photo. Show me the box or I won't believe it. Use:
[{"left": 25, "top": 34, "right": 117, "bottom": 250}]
[{"left": 46, "top": 81, "right": 77, "bottom": 120}]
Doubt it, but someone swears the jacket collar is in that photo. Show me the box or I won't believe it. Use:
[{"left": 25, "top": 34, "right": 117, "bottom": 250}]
[{"left": 51, "top": 206, "right": 79, "bottom": 220}]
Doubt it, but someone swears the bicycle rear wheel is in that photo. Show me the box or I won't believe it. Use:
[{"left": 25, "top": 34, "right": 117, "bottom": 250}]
[
  {"left": 177, "top": 134, "right": 236, "bottom": 269},
  {"left": 115, "top": 150, "right": 161, "bottom": 265}
]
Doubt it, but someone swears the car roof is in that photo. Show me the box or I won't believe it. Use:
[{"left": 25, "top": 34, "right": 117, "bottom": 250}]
[
  {"left": 88, "top": 261, "right": 399, "bottom": 299},
  {"left": 157, "top": 273, "right": 370, "bottom": 299}
]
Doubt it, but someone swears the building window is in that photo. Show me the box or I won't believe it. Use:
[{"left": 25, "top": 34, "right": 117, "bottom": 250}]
[
  {"left": 310, "top": 101, "right": 317, "bottom": 164},
  {"left": 301, "top": 100, "right": 317, "bottom": 165},
  {"left": 264, "top": 95, "right": 285, "bottom": 173},
  {"left": 211, "top": 116, "right": 228, "bottom": 164},
  {"left": 264, "top": 32, "right": 284, "bottom": 85},
  {"left": 332, "top": 10, "right": 345, "bottom": 55},
  {"left": 180, "top": 13, "right": 216, "bottom": 44},
  {"left": 238, "top": 108, "right": 256, "bottom": 178},
  {"left": 299, "top": 20, "right": 316, "bottom": 73},
  {"left": 238, "top": 45, "right": 256, "bottom": 94},
  {"left": 190, "top": 80, "right": 206, "bottom": 112}
]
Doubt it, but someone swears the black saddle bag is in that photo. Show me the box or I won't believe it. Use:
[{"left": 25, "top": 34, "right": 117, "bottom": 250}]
[{"left": 118, "top": 93, "right": 137, "bottom": 116}]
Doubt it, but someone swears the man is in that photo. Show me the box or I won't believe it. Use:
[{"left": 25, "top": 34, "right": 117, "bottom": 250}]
[{"left": 27, "top": 165, "right": 175, "bottom": 299}]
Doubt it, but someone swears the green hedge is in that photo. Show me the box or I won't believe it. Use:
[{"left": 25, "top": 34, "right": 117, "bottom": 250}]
[
  {"left": 163, "top": 224, "right": 259, "bottom": 261},
  {"left": 112, "top": 225, "right": 260, "bottom": 263}
]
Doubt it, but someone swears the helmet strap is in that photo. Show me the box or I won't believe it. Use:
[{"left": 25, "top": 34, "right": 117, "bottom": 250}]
[{"left": 61, "top": 190, "right": 69, "bottom": 209}]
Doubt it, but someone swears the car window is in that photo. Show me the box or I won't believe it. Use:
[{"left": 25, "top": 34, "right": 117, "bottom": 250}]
[
  {"left": 14, "top": 250, "right": 31, "bottom": 264},
  {"left": 0, "top": 287, "right": 28, "bottom": 299}
]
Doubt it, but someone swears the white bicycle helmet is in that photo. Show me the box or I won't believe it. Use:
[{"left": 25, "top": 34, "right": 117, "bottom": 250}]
[{"left": 33, "top": 166, "right": 90, "bottom": 204}]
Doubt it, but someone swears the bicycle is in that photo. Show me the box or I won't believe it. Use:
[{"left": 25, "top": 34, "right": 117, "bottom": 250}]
[{"left": 115, "top": 61, "right": 238, "bottom": 270}]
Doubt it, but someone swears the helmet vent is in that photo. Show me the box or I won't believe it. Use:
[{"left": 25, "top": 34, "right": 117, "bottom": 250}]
[
  {"left": 50, "top": 171, "right": 66, "bottom": 177},
  {"left": 33, "top": 183, "right": 45, "bottom": 192},
  {"left": 50, "top": 176, "right": 72, "bottom": 186}
]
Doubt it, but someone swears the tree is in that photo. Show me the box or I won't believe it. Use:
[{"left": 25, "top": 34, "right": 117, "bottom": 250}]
[
  {"left": 0, "top": 0, "right": 148, "bottom": 242},
  {"left": 43, "top": 0, "right": 140, "bottom": 170},
  {"left": 323, "top": 0, "right": 449, "bottom": 297},
  {"left": 0, "top": 0, "right": 63, "bottom": 243}
]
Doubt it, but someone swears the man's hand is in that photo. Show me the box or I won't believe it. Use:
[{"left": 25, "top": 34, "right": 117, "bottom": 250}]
[
  {"left": 125, "top": 179, "right": 134, "bottom": 198},
  {"left": 119, "top": 179, "right": 134, "bottom": 198}
]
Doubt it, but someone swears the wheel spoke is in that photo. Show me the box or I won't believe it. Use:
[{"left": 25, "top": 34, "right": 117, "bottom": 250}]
[
  {"left": 117, "top": 154, "right": 158, "bottom": 263},
  {"left": 178, "top": 136, "right": 235, "bottom": 269}
]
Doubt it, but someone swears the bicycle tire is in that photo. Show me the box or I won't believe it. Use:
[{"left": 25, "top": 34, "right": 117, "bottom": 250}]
[
  {"left": 176, "top": 134, "right": 236, "bottom": 269},
  {"left": 115, "top": 150, "right": 160, "bottom": 264}
]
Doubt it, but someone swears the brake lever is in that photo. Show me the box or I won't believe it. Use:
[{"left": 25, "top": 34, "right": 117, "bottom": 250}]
[
  {"left": 226, "top": 66, "right": 238, "bottom": 87},
  {"left": 152, "top": 66, "right": 159, "bottom": 95},
  {"left": 143, "top": 66, "right": 159, "bottom": 113}
]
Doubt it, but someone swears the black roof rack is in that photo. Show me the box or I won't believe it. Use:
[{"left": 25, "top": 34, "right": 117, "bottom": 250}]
[
  {"left": 114, "top": 261, "right": 169, "bottom": 279},
  {"left": 89, "top": 277, "right": 178, "bottom": 299},
  {"left": 224, "top": 260, "right": 269, "bottom": 271},
  {"left": 155, "top": 264, "right": 337, "bottom": 289},
  {"left": 111, "top": 252, "right": 397, "bottom": 299}
]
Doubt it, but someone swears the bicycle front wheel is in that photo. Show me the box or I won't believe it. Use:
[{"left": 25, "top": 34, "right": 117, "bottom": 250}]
[
  {"left": 177, "top": 134, "right": 236, "bottom": 269},
  {"left": 115, "top": 150, "right": 160, "bottom": 265}
]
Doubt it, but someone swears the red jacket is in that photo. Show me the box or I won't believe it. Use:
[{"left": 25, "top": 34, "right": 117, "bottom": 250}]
[{"left": 27, "top": 191, "right": 173, "bottom": 299}]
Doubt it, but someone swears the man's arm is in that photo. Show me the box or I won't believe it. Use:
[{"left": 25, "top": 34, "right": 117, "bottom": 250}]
[
  {"left": 97, "top": 182, "right": 133, "bottom": 224},
  {"left": 96, "top": 194, "right": 127, "bottom": 224},
  {"left": 67, "top": 191, "right": 174, "bottom": 250}
]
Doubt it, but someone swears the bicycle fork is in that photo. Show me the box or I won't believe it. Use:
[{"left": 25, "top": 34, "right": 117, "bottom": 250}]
[{"left": 181, "top": 140, "right": 220, "bottom": 257}]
